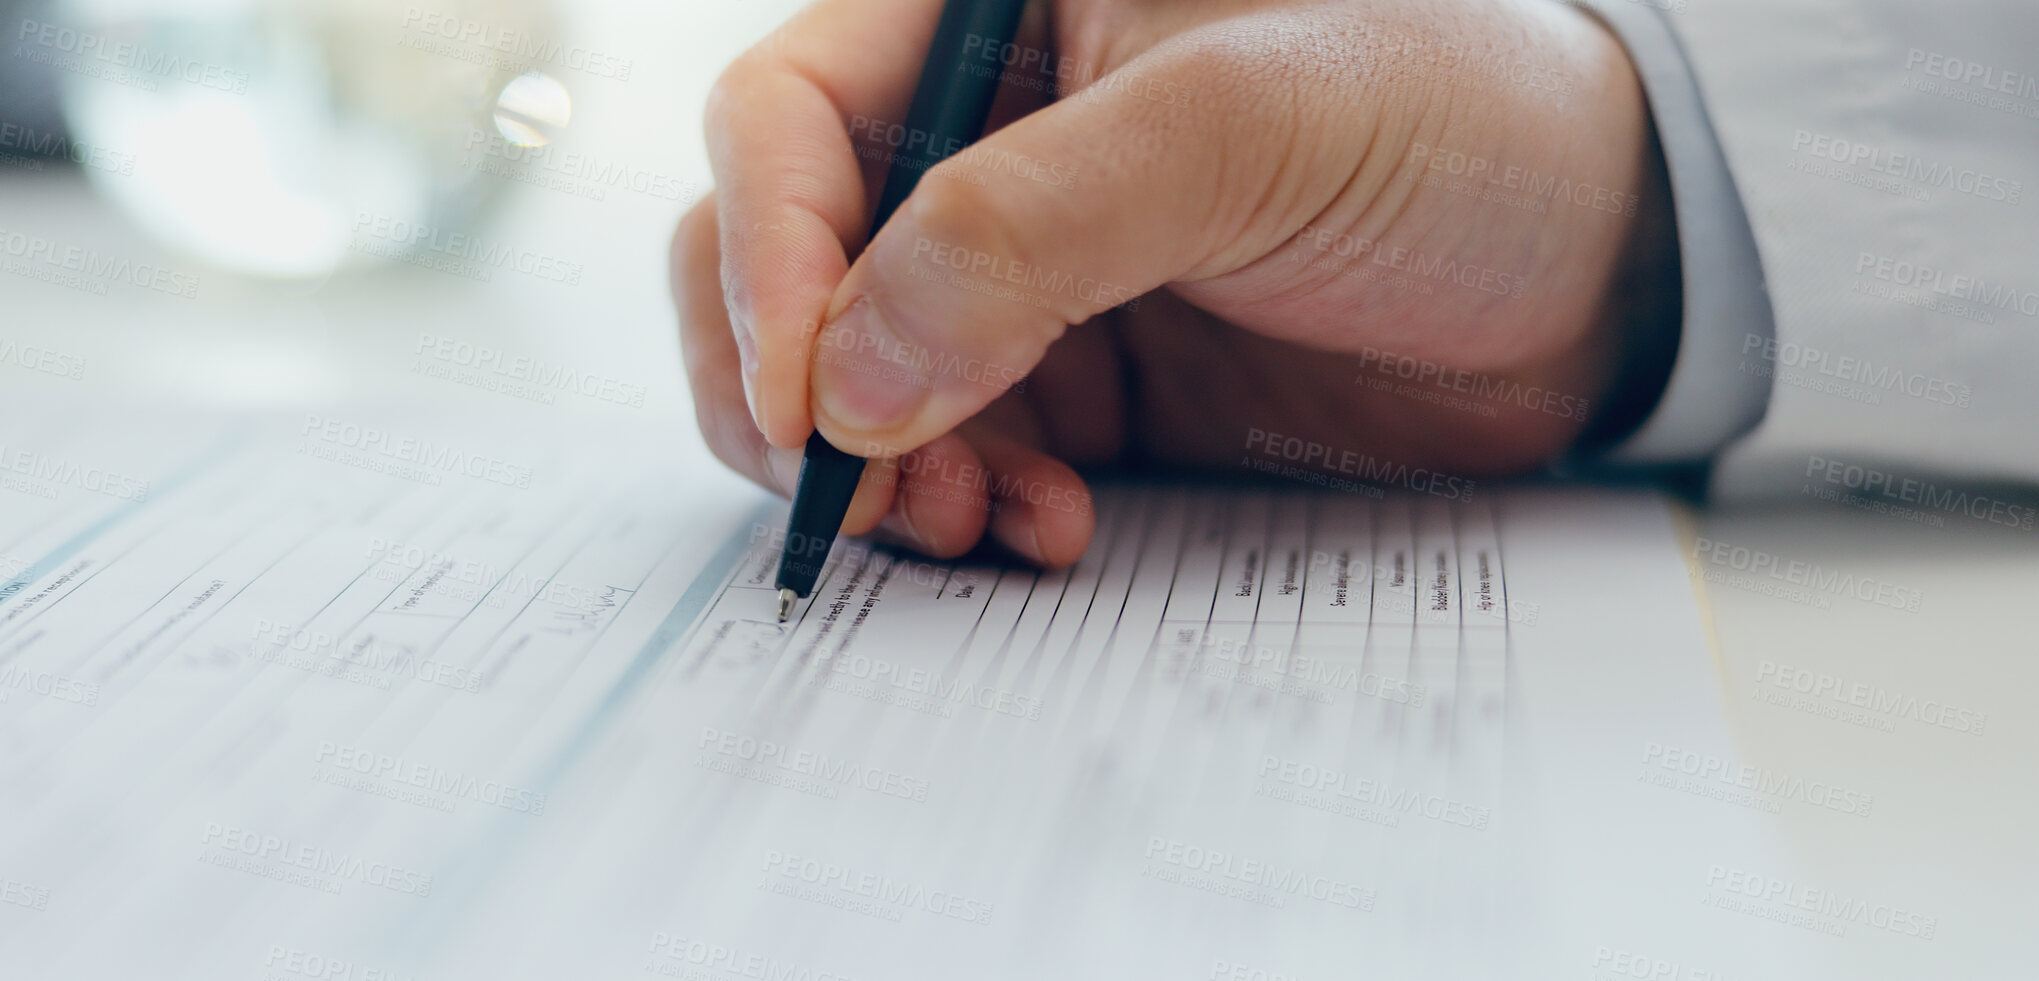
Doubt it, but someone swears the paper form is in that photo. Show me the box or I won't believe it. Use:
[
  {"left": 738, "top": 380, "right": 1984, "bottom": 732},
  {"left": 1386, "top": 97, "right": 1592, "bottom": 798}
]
[{"left": 0, "top": 413, "right": 1829, "bottom": 979}]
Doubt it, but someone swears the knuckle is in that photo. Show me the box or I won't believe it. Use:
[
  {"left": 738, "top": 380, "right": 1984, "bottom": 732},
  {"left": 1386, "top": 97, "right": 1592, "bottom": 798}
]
[
  {"left": 900, "top": 175, "right": 1032, "bottom": 295},
  {"left": 704, "top": 58, "right": 763, "bottom": 134},
  {"left": 904, "top": 170, "right": 1011, "bottom": 252},
  {"left": 898, "top": 173, "right": 1083, "bottom": 338}
]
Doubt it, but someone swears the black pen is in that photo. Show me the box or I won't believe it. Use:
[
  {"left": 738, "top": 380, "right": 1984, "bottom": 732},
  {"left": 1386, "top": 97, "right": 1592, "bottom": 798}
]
[{"left": 773, "top": 0, "right": 1030, "bottom": 621}]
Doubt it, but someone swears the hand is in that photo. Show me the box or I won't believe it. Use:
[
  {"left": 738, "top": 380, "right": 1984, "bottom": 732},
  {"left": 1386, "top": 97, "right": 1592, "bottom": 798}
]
[{"left": 673, "top": 0, "right": 1677, "bottom": 565}]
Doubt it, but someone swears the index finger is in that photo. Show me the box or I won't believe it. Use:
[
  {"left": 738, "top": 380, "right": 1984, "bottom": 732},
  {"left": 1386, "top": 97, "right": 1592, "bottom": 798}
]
[{"left": 705, "top": 0, "right": 949, "bottom": 448}]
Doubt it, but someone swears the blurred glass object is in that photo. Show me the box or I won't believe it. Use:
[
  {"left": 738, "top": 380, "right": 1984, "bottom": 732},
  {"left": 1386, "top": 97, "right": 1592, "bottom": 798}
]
[
  {"left": 492, "top": 69, "right": 568, "bottom": 146},
  {"left": 52, "top": 0, "right": 560, "bottom": 278}
]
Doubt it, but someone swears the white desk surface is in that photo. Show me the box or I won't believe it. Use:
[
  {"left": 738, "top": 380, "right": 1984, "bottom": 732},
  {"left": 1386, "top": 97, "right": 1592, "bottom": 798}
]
[{"left": 4, "top": 134, "right": 2032, "bottom": 976}]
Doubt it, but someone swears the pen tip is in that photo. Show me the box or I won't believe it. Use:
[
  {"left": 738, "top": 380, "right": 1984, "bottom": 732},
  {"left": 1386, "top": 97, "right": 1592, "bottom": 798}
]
[{"left": 777, "top": 588, "right": 796, "bottom": 622}]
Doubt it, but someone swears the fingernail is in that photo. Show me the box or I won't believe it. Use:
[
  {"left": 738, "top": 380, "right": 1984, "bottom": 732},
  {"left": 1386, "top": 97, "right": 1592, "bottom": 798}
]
[
  {"left": 734, "top": 327, "right": 766, "bottom": 433},
  {"left": 896, "top": 486, "right": 929, "bottom": 551},
  {"left": 765, "top": 444, "right": 804, "bottom": 495},
  {"left": 812, "top": 298, "right": 932, "bottom": 433}
]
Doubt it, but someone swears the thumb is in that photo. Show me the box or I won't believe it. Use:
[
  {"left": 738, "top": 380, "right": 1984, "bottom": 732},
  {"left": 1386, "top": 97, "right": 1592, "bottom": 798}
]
[{"left": 806, "top": 34, "right": 1316, "bottom": 457}]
